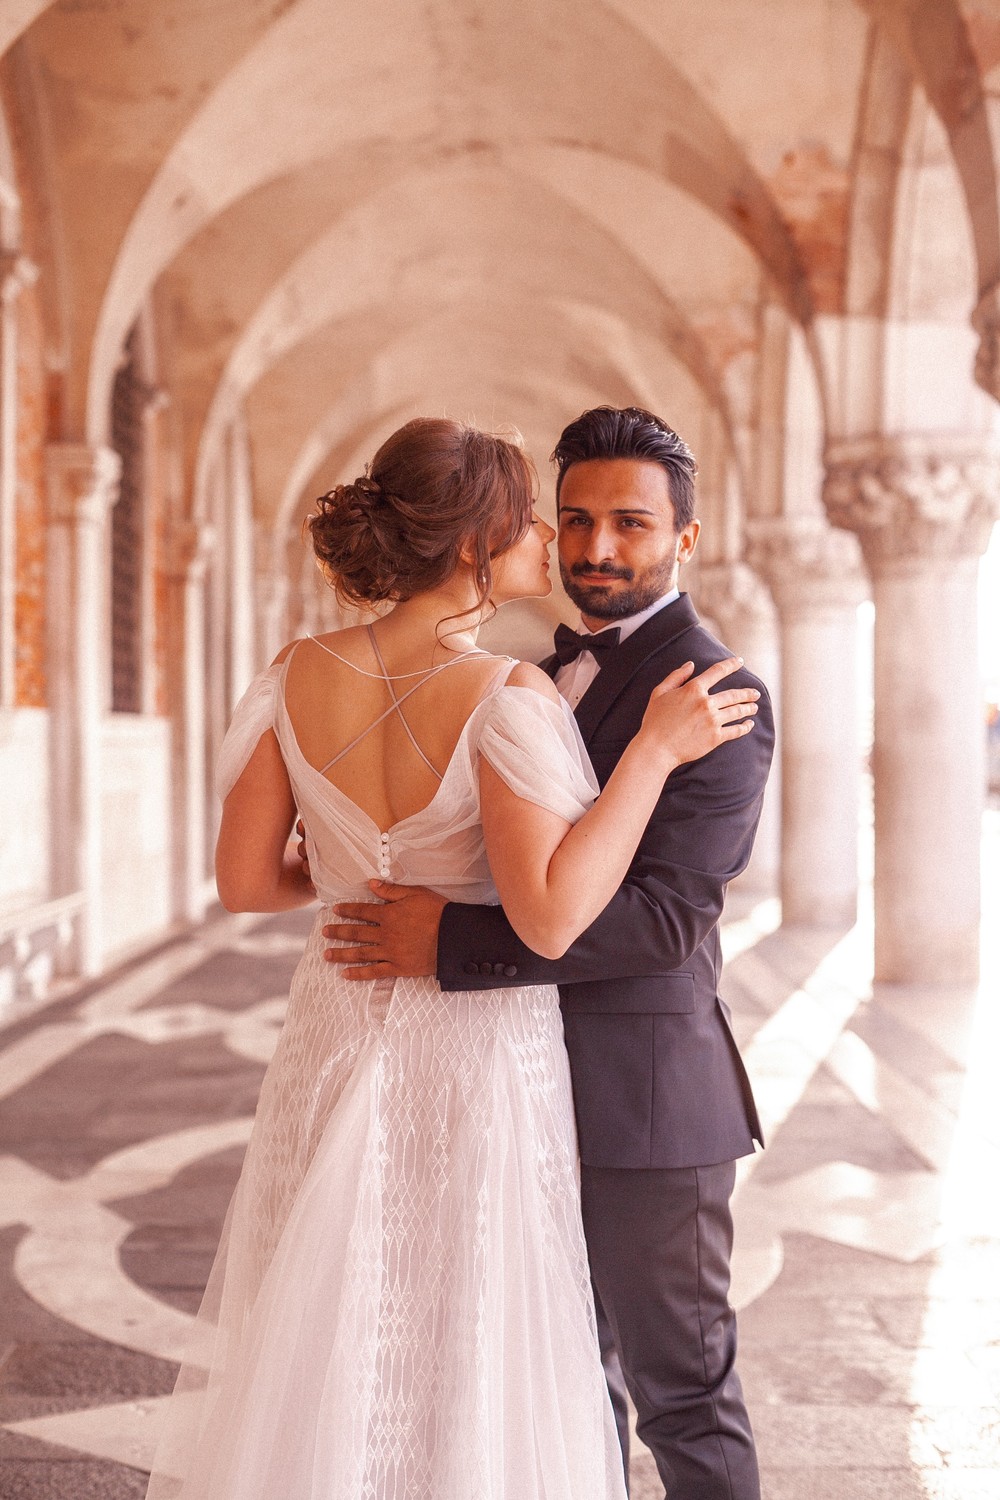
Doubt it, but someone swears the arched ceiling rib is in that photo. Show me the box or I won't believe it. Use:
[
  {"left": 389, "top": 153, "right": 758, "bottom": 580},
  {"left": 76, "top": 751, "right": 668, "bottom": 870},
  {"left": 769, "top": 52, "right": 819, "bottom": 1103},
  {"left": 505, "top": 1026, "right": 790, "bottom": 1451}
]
[
  {"left": 6, "top": 0, "right": 997, "bottom": 492},
  {"left": 862, "top": 0, "right": 1000, "bottom": 300},
  {"left": 16, "top": 0, "right": 301, "bottom": 430},
  {"left": 245, "top": 295, "right": 719, "bottom": 543},
  {"left": 843, "top": 25, "right": 914, "bottom": 319},
  {"left": 208, "top": 162, "right": 736, "bottom": 390},
  {"left": 163, "top": 146, "right": 762, "bottom": 514},
  {"left": 84, "top": 0, "right": 829, "bottom": 442}
]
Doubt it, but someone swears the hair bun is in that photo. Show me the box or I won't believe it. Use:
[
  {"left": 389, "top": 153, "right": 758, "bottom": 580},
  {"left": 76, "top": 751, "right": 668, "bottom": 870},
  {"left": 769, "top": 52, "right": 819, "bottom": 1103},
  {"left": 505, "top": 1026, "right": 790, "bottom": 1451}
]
[
  {"left": 306, "top": 417, "right": 534, "bottom": 608},
  {"left": 350, "top": 474, "right": 383, "bottom": 506}
]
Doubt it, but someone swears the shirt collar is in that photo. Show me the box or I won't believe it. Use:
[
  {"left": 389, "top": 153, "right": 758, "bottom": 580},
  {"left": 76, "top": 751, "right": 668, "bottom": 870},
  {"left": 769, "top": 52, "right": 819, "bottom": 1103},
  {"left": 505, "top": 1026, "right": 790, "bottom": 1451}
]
[{"left": 578, "top": 588, "right": 680, "bottom": 646}]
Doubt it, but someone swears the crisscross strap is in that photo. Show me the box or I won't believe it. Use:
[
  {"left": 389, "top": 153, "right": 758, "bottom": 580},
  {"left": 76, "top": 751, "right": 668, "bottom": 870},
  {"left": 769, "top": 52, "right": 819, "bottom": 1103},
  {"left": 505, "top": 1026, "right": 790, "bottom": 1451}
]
[
  {"left": 366, "top": 625, "right": 442, "bottom": 779},
  {"left": 315, "top": 631, "right": 483, "bottom": 777},
  {"left": 308, "top": 632, "right": 485, "bottom": 680}
]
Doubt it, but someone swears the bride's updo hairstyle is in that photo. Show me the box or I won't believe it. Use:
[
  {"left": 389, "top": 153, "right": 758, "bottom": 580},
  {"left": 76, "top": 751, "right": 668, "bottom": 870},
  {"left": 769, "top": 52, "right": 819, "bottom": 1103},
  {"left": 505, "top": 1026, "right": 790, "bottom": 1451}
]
[{"left": 308, "top": 418, "right": 535, "bottom": 615}]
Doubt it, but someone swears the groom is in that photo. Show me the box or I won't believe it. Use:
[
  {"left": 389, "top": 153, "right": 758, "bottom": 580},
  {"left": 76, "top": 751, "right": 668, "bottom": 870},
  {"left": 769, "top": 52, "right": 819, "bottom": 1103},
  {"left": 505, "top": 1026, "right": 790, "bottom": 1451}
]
[{"left": 323, "top": 406, "right": 774, "bottom": 1499}]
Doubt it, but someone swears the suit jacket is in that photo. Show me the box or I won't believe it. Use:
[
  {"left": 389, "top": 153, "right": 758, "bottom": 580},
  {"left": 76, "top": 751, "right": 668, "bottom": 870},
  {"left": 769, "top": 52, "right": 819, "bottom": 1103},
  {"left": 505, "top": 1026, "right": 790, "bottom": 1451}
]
[{"left": 436, "top": 593, "right": 774, "bottom": 1170}]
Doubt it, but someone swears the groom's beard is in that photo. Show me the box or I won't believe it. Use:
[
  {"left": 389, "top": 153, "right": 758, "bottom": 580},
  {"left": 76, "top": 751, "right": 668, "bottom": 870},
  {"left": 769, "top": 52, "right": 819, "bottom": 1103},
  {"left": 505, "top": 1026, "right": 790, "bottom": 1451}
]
[{"left": 559, "top": 555, "right": 677, "bottom": 621}]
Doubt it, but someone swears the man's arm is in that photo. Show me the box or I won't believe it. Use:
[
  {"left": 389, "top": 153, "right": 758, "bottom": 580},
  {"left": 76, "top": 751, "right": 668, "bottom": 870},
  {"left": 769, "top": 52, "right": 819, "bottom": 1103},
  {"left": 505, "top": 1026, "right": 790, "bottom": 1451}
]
[
  {"left": 326, "top": 681, "right": 774, "bottom": 986},
  {"left": 437, "top": 684, "right": 773, "bottom": 988}
]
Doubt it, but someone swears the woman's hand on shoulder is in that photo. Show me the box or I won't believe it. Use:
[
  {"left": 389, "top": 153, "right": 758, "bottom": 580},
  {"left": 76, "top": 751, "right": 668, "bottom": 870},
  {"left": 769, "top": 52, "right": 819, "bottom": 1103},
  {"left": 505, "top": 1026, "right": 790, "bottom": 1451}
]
[
  {"left": 638, "top": 656, "right": 760, "bottom": 768},
  {"left": 504, "top": 660, "right": 560, "bottom": 702}
]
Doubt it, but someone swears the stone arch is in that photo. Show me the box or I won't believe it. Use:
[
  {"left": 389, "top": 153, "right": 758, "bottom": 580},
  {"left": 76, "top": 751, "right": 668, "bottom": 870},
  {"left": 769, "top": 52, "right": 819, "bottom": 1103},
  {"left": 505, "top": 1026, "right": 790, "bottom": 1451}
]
[
  {"left": 183, "top": 157, "right": 751, "bottom": 521},
  {"left": 857, "top": 0, "right": 1000, "bottom": 395},
  {"left": 887, "top": 0, "right": 1000, "bottom": 301},
  {"left": 83, "top": 0, "right": 820, "bottom": 446},
  {"left": 160, "top": 145, "right": 763, "bottom": 520},
  {"left": 843, "top": 24, "right": 914, "bottom": 321}
]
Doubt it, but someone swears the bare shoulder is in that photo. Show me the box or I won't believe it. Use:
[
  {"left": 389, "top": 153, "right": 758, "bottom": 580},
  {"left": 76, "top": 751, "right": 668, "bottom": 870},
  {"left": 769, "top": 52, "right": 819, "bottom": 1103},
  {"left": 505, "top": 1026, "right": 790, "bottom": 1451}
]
[
  {"left": 269, "top": 639, "right": 302, "bottom": 667},
  {"left": 271, "top": 626, "right": 366, "bottom": 670},
  {"left": 504, "top": 659, "right": 560, "bottom": 702}
]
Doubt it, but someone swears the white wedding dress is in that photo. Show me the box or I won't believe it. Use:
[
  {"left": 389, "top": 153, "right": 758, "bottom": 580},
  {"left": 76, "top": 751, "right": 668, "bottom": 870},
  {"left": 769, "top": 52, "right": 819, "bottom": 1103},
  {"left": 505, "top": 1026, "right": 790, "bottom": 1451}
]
[{"left": 146, "top": 646, "right": 628, "bottom": 1500}]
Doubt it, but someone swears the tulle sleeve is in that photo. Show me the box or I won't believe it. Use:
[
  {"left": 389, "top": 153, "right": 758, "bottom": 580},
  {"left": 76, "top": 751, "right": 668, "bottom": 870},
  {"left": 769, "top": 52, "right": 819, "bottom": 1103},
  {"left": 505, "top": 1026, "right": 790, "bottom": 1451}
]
[
  {"left": 215, "top": 665, "right": 281, "bottom": 801},
  {"left": 477, "top": 686, "right": 600, "bottom": 823}
]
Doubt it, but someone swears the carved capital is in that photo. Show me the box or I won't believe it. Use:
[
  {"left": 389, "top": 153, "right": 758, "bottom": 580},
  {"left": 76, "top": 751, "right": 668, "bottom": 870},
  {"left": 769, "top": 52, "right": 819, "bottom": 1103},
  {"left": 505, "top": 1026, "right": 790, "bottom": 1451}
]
[
  {"left": 973, "top": 282, "right": 1000, "bottom": 401},
  {"left": 163, "top": 520, "right": 215, "bottom": 583},
  {"left": 746, "top": 519, "right": 867, "bottom": 613},
  {"left": 823, "top": 435, "right": 1000, "bottom": 575},
  {"left": 45, "top": 443, "right": 121, "bottom": 527},
  {"left": 696, "top": 561, "right": 774, "bottom": 636}
]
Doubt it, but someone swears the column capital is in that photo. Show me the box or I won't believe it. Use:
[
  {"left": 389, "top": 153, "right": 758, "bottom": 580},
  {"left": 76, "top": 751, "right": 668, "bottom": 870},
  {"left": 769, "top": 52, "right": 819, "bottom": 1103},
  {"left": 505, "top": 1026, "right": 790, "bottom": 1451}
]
[
  {"left": 163, "top": 520, "right": 215, "bottom": 583},
  {"left": 696, "top": 560, "right": 774, "bottom": 631},
  {"left": 823, "top": 434, "right": 1000, "bottom": 574},
  {"left": 45, "top": 443, "right": 121, "bottom": 527},
  {"left": 746, "top": 518, "right": 867, "bottom": 612},
  {"left": 973, "top": 281, "right": 1000, "bottom": 401}
]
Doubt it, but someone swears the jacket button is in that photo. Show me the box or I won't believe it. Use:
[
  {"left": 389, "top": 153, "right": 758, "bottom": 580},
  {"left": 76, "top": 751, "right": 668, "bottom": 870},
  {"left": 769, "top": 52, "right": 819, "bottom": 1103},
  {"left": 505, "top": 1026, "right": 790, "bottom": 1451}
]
[
  {"left": 492, "top": 961, "right": 507, "bottom": 976},
  {"left": 503, "top": 965, "right": 518, "bottom": 978},
  {"left": 464, "top": 961, "right": 479, "bottom": 976},
  {"left": 477, "top": 961, "right": 492, "bottom": 975}
]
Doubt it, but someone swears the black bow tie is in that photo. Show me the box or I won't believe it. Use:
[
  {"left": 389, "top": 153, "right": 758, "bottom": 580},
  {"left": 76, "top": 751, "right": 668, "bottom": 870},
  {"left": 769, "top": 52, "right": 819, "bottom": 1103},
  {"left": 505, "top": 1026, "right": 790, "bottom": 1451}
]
[{"left": 553, "top": 623, "right": 622, "bottom": 666}]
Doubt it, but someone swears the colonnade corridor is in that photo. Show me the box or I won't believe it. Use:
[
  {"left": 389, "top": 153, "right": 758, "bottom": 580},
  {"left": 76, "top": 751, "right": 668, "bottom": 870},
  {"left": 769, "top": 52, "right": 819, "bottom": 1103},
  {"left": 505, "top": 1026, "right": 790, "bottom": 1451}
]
[
  {"left": 2, "top": 0, "right": 1000, "bottom": 1495},
  {"left": 0, "top": 799, "right": 996, "bottom": 1499}
]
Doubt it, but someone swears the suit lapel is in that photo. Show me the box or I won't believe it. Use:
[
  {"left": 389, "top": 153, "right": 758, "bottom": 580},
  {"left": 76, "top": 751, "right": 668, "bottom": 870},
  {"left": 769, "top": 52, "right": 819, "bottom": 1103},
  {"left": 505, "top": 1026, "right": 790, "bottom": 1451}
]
[{"left": 572, "top": 594, "right": 701, "bottom": 743}]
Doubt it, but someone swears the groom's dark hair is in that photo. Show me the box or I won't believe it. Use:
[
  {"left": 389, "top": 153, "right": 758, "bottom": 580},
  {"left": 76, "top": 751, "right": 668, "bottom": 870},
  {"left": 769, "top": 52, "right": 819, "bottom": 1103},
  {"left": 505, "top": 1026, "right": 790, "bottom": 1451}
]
[{"left": 551, "top": 406, "right": 697, "bottom": 528}]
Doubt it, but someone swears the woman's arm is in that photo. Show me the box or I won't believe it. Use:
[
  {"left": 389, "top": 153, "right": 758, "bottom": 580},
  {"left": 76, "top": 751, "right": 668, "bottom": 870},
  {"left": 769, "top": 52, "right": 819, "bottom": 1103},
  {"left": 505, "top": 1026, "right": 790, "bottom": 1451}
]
[
  {"left": 214, "top": 643, "right": 315, "bottom": 914},
  {"left": 215, "top": 728, "right": 316, "bottom": 913},
  {"left": 479, "top": 657, "right": 757, "bottom": 959}
]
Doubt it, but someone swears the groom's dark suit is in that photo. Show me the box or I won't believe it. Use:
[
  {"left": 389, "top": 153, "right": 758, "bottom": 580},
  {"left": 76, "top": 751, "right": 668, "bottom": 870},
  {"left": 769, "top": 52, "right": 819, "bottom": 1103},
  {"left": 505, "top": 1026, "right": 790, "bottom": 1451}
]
[{"left": 436, "top": 593, "right": 774, "bottom": 1498}]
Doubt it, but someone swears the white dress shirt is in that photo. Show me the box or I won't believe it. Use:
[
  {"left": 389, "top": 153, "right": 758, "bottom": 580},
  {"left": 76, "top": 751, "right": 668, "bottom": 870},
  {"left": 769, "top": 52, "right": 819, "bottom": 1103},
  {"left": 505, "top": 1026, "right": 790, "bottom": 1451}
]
[{"left": 554, "top": 589, "right": 681, "bottom": 709}]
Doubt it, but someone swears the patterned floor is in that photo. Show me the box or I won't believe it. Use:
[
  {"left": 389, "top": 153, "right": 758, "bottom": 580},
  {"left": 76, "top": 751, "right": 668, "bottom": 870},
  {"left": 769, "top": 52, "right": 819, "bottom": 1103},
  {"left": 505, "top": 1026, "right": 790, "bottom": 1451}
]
[{"left": 0, "top": 814, "right": 998, "bottom": 1499}]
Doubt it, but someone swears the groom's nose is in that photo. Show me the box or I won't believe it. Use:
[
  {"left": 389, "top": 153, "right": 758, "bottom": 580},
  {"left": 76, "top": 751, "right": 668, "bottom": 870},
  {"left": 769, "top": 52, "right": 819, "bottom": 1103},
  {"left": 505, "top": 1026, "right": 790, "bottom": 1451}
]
[{"left": 582, "top": 521, "right": 619, "bottom": 564}]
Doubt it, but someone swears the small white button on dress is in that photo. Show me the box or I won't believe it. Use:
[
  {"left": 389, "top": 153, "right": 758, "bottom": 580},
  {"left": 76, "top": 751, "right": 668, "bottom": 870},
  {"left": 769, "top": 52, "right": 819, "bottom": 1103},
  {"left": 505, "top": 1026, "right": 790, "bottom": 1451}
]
[{"left": 379, "top": 831, "right": 391, "bottom": 877}]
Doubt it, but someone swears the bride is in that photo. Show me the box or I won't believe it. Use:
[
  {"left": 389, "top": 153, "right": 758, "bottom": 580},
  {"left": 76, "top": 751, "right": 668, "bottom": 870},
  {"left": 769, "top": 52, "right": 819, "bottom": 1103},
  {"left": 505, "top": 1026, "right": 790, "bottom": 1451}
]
[{"left": 145, "top": 417, "right": 757, "bottom": 1500}]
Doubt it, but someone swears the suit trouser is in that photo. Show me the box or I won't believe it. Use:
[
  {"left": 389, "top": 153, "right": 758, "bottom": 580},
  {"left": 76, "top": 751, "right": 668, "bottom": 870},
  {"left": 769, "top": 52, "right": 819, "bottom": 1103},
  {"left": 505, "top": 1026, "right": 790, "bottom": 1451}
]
[{"left": 581, "top": 1161, "right": 759, "bottom": 1500}]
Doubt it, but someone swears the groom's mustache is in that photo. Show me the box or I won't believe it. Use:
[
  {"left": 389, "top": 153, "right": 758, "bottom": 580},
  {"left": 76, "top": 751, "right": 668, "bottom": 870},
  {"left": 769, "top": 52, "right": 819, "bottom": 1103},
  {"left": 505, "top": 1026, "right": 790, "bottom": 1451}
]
[{"left": 569, "top": 562, "right": 635, "bottom": 582}]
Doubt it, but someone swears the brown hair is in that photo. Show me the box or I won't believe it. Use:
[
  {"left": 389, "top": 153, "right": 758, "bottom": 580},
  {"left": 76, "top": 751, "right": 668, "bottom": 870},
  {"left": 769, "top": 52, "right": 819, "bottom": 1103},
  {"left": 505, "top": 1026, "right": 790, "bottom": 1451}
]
[
  {"left": 308, "top": 418, "right": 535, "bottom": 617},
  {"left": 552, "top": 406, "right": 698, "bottom": 528}
]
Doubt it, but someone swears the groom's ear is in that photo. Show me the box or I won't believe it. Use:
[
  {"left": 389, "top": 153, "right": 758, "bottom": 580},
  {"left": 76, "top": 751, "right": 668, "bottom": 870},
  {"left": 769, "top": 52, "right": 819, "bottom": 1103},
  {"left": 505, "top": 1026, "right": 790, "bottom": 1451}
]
[{"left": 677, "top": 519, "right": 701, "bottom": 566}]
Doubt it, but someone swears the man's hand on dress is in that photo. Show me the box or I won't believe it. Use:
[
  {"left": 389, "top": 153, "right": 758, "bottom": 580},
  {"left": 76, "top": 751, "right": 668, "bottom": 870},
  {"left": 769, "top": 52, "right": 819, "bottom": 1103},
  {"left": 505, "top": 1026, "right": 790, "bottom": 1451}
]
[{"left": 322, "top": 881, "right": 445, "bottom": 980}]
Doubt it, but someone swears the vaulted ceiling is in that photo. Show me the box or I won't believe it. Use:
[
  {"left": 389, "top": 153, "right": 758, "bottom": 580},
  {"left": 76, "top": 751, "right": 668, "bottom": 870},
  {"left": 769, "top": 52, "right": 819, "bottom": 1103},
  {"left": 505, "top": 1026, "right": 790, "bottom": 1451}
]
[{"left": 4, "top": 0, "right": 999, "bottom": 557}]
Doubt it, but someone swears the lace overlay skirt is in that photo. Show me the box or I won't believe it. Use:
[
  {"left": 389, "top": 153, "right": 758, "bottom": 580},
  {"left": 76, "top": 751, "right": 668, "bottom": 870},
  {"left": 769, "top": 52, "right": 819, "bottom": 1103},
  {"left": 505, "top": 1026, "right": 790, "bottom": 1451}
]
[{"left": 146, "top": 909, "right": 626, "bottom": 1500}]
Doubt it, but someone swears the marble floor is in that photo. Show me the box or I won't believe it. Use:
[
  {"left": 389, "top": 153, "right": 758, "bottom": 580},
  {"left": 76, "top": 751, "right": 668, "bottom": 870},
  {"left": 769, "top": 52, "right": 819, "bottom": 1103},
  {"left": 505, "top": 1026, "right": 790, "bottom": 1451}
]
[{"left": 0, "top": 812, "right": 998, "bottom": 1499}]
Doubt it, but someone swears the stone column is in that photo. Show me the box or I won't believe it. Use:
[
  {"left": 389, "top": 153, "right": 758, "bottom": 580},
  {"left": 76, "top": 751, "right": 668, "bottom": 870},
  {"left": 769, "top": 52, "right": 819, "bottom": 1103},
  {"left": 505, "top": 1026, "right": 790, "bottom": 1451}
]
[
  {"left": 825, "top": 437, "right": 1000, "bottom": 984},
  {"left": 972, "top": 281, "right": 1000, "bottom": 404},
  {"left": 748, "top": 521, "right": 866, "bottom": 927},
  {"left": 138, "top": 386, "right": 170, "bottom": 715},
  {"left": 297, "top": 543, "right": 324, "bottom": 639},
  {"left": 46, "top": 443, "right": 121, "bottom": 975},
  {"left": 0, "top": 252, "right": 38, "bottom": 707},
  {"left": 226, "top": 420, "right": 256, "bottom": 706},
  {"left": 697, "top": 560, "right": 781, "bottom": 896},
  {"left": 163, "top": 520, "right": 215, "bottom": 925},
  {"left": 254, "top": 522, "right": 291, "bottom": 668}
]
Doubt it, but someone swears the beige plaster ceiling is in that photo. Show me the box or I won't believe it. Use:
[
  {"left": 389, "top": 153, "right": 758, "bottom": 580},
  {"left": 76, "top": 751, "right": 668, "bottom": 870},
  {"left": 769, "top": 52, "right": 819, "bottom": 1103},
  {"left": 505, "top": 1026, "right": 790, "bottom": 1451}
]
[{"left": 4, "top": 0, "right": 999, "bottom": 552}]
